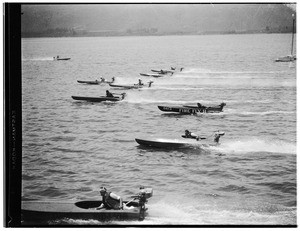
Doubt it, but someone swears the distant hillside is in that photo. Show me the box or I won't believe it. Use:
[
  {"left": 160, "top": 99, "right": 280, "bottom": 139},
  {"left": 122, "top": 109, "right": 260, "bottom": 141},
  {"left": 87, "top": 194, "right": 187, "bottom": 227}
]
[{"left": 21, "top": 3, "right": 296, "bottom": 37}]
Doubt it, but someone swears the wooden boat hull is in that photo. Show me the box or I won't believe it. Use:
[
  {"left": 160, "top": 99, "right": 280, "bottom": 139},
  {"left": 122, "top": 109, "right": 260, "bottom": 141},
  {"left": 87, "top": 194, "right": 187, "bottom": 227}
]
[
  {"left": 22, "top": 200, "right": 144, "bottom": 222},
  {"left": 151, "top": 69, "right": 174, "bottom": 74},
  {"left": 151, "top": 69, "right": 162, "bottom": 73},
  {"left": 72, "top": 96, "right": 122, "bottom": 102},
  {"left": 158, "top": 106, "right": 198, "bottom": 114},
  {"left": 140, "top": 73, "right": 162, "bottom": 78},
  {"left": 109, "top": 84, "right": 141, "bottom": 89},
  {"left": 158, "top": 105, "right": 224, "bottom": 114},
  {"left": 55, "top": 58, "right": 71, "bottom": 61},
  {"left": 275, "top": 55, "right": 296, "bottom": 62},
  {"left": 135, "top": 138, "right": 200, "bottom": 149},
  {"left": 136, "top": 134, "right": 222, "bottom": 149},
  {"left": 77, "top": 80, "right": 102, "bottom": 85}
]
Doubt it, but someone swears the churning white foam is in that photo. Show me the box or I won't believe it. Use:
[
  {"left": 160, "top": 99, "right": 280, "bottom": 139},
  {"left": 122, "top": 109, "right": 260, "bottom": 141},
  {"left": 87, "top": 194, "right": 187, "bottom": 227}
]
[{"left": 213, "top": 138, "right": 296, "bottom": 154}]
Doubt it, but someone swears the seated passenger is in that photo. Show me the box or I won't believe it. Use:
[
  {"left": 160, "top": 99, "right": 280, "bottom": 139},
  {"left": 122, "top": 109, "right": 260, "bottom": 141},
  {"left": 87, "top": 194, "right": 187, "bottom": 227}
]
[
  {"left": 184, "top": 130, "right": 200, "bottom": 140},
  {"left": 197, "top": 103, "right": 207, "bottom": 112},
  {"left": 97, "top": 187, "right": 123, "bottom": 210},
  {"left": 185, "top": 130, "right": 192, "bottom": 138},
  {"left": 97, "top": 187, "right": 134, "bottom": 210},
  {"left": 197, "top": 103, "right": 206, "bottom": 108},
  {"left": 138, "top": 79, "right": 143, "bottom": 86}
]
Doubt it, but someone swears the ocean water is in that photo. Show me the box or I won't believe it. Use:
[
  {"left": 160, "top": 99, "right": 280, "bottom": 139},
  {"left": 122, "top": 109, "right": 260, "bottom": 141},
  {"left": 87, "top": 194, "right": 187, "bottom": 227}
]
[{"left": 21, "top": 34, "right": 296, "bottom": 226}]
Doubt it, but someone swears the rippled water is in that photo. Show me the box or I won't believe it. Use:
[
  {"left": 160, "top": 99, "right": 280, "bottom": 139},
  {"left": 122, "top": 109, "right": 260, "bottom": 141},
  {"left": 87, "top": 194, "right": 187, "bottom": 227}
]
[{"left": 21, "top": 34, "right": 296, "bottom": 226}]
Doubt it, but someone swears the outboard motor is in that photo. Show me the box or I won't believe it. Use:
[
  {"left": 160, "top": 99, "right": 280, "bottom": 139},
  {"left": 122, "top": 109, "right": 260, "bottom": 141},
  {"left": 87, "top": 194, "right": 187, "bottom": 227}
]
[
  {"left": 148, "top": 80, "right": 154, "bottom": 87},
  {"left": 214, "top": 131, "right": 225, "bottom": 143},
  {"left": 136, "top": 187, "right": 153, "bottom": 220},
  {"left": 219, "top": 103, "right": 226, "bottom": 111}
]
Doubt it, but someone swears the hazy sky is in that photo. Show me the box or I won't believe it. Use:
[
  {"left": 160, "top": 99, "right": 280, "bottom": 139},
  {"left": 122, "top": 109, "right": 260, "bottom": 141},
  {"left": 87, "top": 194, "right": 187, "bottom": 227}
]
[{"left": 21, "top": 3, "right": 296, "bottom": 33}]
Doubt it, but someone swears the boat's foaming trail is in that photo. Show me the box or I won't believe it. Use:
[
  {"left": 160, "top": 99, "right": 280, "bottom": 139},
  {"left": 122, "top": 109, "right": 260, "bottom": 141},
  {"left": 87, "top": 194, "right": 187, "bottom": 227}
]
[
  {"left": 213, "top": 138, "right": 296, "bottom": 155},
  {"left": 227, "top": 110, "right": 295, "bottom": 116},
  {"left": 23, "top": 57, "right": 54, "bottom": 61},
  {"left": 112, "top": 198, "right": 295, "bottom": 225},
  {"left": 183, "top": 67, "right": 290, "bottom": 75}
]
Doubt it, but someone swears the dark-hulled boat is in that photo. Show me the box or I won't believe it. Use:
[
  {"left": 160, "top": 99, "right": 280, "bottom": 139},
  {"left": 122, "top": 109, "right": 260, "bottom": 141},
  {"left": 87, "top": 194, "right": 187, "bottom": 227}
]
[
  {"left": 77, "top": 78, "right": 115, "bottom": 85},
  {"left": 72, "top": 93, "right": 125, "bottom": 102},
  {"left": 135, "top": 132, "right": 225, "bottom": 149},
  {"left": 275, "top": 55, "right": 296, "bottom": 62},
  {"left": 158, "top": 103, "right": 226, "bottom": 114},
  {"left": 139, "top": 73, "right": 163, "bottom": 78},
  {"left": 53, "top": 56, "right": 70, "bottom": 61},
  {"left": 77, "top": 80, "right": 103, "bottom": 85},
  {"left": 158, "top": 106, "right": 199, "bottom": 114},
  {"left": 22, "top": 188, "right": 153, "bottom": 223},
  {"left": 57, "top": 58, "right": 71, "bottom": 61},
  {"left": 151, "top": 69, "right": 174, "bottom": 74},
  {"left": 109, "top": 84, "right": 142, "bottom": 89},
  {"left": 135, "top": 138, "right": 199, "bottom": 149}
]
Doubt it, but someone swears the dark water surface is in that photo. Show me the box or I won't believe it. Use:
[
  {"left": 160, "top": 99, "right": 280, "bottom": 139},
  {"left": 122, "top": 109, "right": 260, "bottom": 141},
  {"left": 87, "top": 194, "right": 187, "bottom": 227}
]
[{"left": 22, "top": 34, "right": 296, "bottom": 225}]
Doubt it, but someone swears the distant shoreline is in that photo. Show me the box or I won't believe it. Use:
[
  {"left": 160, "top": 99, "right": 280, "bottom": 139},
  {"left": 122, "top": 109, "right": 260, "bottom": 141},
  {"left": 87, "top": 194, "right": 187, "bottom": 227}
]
[{"left": 22, "top": 30, "right": 294, "bottom": 38}]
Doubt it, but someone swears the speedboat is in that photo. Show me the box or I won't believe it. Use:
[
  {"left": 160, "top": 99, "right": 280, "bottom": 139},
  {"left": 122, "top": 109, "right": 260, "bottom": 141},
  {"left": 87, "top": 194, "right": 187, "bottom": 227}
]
[
  {"left": 22, "top": 187, "right": 153, "bottom": 223},
  {"left": 140, "top": 73, "right": 163, "bottom": 78},
  {"left": 77, "top": 80, "right": 103, "bottom": 85},
  {"left": 53, "top": 56, "right": 70, "bottom": 61},
  {"left": 136, "top": 131, "right": 225, "bottom": 149},
  {"left": 275, "top": 55, "right": 296, "bottom": 62},
  {"left": 109, "top": 81, "right": 153, "bottom": 89},
  {"left": 72, "top": 93, "right": 126, "bottom": 102},
  {"left": 158, "top": 103, "right": 226, "bottom": 114}
]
